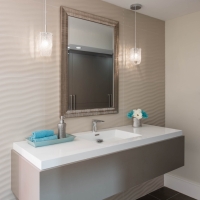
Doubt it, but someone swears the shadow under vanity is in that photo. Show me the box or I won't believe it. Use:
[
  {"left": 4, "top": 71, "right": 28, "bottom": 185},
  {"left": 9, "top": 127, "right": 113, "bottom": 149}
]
[{"left": 11, "top": 6, "right": 184, "bottom": 200}]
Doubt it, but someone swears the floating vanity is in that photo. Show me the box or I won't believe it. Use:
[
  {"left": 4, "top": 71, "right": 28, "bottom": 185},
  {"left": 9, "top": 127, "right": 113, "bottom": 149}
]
[{"left": 11, "top": 124, "right": 184, "bottom": 200}]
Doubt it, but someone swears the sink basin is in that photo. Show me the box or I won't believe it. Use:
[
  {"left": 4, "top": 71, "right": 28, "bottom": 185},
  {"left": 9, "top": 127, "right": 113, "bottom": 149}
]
[{"left": 75, "top": 129, "right": 141, "bottom": 143}]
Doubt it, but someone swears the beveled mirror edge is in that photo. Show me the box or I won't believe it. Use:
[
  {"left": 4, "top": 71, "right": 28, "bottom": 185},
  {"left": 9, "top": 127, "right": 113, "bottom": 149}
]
[{"left": 60, "top": 6, "right": 119, "bottom": 118}]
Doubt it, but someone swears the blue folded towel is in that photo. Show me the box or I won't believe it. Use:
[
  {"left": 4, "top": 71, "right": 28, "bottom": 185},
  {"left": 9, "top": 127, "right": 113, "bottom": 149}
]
[
  {"left": 29, "top": 135, "right": 58, "bottom": 142},
  {"left": 32, "top": 130, "right": 54, "bottom": 139}
]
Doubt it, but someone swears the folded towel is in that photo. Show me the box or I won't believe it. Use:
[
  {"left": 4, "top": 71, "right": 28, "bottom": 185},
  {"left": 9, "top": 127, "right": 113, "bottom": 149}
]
[
  {"left": 32, "top": 130, "right": 54, "bottom": 139},
  {"left": 29, "top": 135, "right": 58, "bottom": 142}
]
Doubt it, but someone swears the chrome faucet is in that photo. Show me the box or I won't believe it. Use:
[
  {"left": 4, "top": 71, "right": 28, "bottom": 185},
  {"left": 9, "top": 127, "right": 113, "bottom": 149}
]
[{"left": 92, "top": 120, "right": 104, "bottom": 133}]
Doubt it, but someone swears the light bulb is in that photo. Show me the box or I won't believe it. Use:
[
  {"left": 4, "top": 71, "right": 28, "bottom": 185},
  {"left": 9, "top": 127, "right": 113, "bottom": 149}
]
[
  {"left": 41, "top": 39, "right": 49, "bottom": 48},
  {"left": 135, "top": 53, "right": 138, "bottom": 59}
]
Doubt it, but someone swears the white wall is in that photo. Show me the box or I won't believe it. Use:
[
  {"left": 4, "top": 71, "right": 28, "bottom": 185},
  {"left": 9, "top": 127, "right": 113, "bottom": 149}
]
[{"left": 166, "top": 11, "right": 200, "bottom": 185}]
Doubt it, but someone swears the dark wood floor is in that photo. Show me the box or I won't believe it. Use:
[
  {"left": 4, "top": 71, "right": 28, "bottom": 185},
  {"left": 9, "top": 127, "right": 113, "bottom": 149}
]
[{"left": 137, "top": 187, "right": 196, "bottom": 200}]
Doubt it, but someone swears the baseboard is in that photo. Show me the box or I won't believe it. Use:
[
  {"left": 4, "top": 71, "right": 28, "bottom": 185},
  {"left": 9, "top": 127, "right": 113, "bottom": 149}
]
[{"left": 164, "top": 174, "right": 200, "bottom": 199}]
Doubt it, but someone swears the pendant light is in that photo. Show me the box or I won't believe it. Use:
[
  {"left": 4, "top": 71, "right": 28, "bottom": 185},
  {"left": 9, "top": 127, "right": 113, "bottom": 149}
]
[
  {"left": 39, "top": 0, "right": 53, "bottom": 57},
  {"left": 130, "top": 4, "right": 142, "bottom": 65}
]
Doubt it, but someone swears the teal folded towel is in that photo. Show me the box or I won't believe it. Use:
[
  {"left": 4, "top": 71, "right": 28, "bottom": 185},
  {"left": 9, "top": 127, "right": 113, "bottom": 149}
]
[
  {"left": 29, "top": 135, "right": 57, "bottom": 142},
  {"left": 32, "top": 130, "right": 54, "bottom": 139}
]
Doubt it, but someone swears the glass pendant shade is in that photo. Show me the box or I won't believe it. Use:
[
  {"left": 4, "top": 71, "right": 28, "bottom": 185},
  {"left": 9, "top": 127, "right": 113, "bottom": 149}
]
[
  {"left": 130, "top": 48, "right": 141, "bottom": 65},
  {"left": 130, "top": 4, "right": 142, "bottom": 65},
  {"left": 39, "top": 32, "right": 53, "bottom": 57}
]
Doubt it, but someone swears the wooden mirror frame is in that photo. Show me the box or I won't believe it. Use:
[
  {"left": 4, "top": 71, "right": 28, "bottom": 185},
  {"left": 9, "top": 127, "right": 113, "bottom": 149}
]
[{"left": 60, "top": 6, "right": 119, "bottom": 118}]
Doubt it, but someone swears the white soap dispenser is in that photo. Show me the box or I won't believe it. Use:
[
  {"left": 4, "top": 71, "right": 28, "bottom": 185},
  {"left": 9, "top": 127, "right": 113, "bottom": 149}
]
[{"left": 58, "top": 116, "right": 66, "bottom": 139}]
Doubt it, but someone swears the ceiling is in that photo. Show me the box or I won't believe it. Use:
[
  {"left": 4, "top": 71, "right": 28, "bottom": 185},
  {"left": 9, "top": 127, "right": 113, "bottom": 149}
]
[{"left": 102, "top": 0, "right": 200, "bottom": 21}]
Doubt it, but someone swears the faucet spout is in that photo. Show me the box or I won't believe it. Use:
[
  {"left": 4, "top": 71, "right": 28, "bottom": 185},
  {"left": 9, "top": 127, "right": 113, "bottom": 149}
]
[{"left": 92, "top": 120, "right": 104, "bottom": 133}]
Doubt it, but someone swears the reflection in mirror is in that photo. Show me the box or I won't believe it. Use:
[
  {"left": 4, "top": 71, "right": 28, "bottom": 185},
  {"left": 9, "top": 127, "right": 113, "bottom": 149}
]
[{"left": 68, "top": 17, "right": 114, "bottom": 110}]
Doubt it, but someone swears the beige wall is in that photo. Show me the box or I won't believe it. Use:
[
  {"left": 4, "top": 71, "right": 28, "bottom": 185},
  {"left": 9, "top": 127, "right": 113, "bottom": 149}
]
[
  {"left": 166, "top": 11, "right": 200, "bottom": 184},
  {"left": 0, "top": 0, "right": 165, "bottom": 199}
]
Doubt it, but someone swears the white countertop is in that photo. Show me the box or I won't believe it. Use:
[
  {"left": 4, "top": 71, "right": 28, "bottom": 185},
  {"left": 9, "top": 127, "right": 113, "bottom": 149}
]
[{"left": 13, "top": 125, "right": 183, "bottom": 170}]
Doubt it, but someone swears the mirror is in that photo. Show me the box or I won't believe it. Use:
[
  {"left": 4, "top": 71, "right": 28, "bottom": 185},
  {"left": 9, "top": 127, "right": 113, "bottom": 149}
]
[
  {"left": 68, "top": 17, "right": 114, "bottom": 110},
  {"left": 60, "top": 7, "right": 119, "bottom": 117}
]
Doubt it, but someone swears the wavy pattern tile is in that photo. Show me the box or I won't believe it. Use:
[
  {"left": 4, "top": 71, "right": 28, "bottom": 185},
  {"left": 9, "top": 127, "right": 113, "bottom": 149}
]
[{"left": 0, "top": 0, "right": 165, "bottom": 199}]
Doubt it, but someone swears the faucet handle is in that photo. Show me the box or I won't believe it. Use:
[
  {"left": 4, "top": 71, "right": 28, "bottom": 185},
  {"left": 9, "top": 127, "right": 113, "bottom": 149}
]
[{"left": 92, "top": 119, "right": 105, "bottom": 123}]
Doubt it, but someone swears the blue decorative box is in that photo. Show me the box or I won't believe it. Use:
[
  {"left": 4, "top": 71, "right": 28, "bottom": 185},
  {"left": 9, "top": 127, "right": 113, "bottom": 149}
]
[{"left": 26, "top": 134, "right": 76, "bottom": 148}]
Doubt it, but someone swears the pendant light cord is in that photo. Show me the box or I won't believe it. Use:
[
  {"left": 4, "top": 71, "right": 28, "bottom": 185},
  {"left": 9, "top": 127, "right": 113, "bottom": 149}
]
[
  {"left": 44, "top": 0, "right": 47, "bottom": 32},
  {"left": 135, "top": 5, "right": 136, "bottom": 50}
]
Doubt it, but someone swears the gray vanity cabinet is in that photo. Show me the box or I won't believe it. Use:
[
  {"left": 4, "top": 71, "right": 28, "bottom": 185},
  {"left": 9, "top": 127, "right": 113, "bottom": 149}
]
[{"left": 68, "top": 50, "right": 113, "bottom": 110}]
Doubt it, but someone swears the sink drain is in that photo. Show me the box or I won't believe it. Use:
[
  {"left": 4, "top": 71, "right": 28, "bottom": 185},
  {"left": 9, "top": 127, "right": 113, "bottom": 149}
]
[{"left": 96, "top": 139, "right": 103, "bottom": 143}]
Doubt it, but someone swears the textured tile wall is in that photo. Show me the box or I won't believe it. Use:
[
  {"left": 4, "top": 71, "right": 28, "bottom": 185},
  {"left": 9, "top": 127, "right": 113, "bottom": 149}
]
[{"left": 0, "top": 0, "right": 165, "bottom": 199}]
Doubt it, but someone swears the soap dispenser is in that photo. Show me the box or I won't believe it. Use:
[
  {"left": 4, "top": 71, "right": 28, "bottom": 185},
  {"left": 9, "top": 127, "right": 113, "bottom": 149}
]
[{"left": 58, "top": 116, "right": 66, "bottom": 139}]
